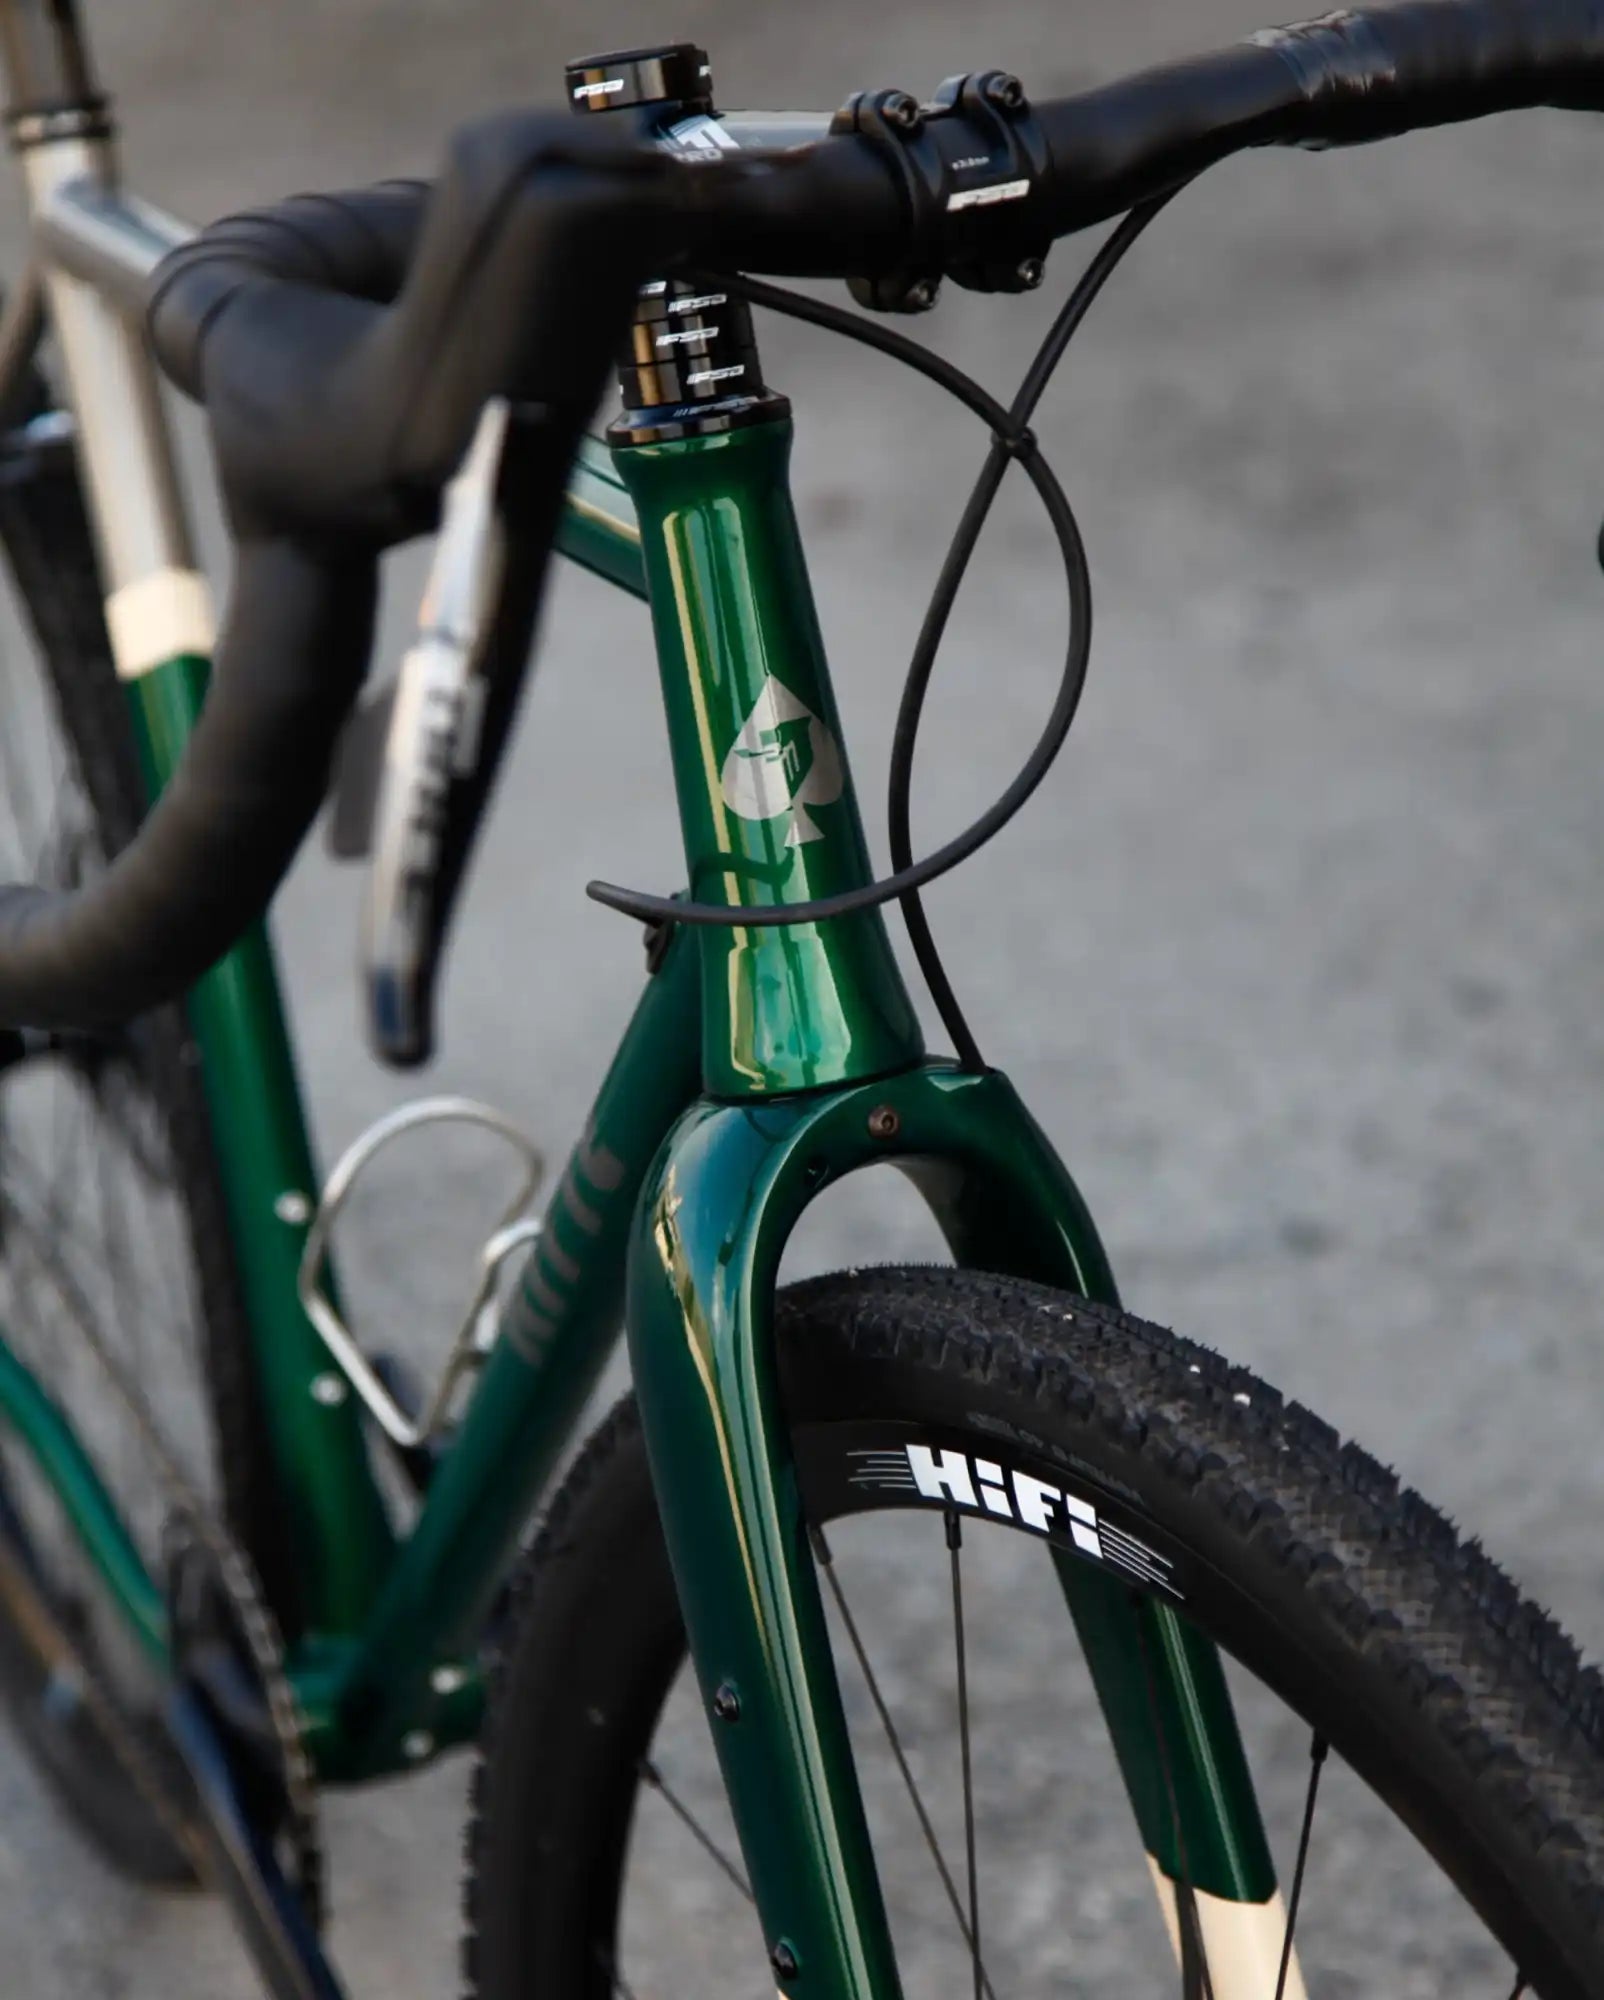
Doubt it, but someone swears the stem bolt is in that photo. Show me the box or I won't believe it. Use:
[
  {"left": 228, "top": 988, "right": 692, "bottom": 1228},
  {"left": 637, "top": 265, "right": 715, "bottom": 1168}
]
[
  {"left": 310, "top": 1373, "right": 348, "bottom": 1407},
  {"left": 712, "top": 1681, "right": 741, "bottom": 1722},
  {"left": 1015, "top": 256, "right": 1045, "bottom": 289},
  {"left": 771, "top": 1941, "right": 801, "bottom": 1982},
  {"left": 867, "top": 1105, "right": 900, "bottom": 1141},
  {"left": 904, "top": 276, "right": 939, "bottom": 311},
  {"left": 274, "top": 1190, "right": 312, "bottom": 1225},
  {"left": 402, "top": 1730, "right": 435, "bottom": 1762},
  {"left": 984, "top": 72, "right": 1026, "bottom": 111},
  {"left": 882, "top": 90, "right": 921, "bottom": 131}
]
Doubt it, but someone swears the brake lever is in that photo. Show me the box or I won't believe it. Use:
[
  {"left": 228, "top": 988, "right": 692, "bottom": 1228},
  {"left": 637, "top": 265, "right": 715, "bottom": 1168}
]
[{"left": 335, "top": 399, "right": 525, "bottom": 1067}]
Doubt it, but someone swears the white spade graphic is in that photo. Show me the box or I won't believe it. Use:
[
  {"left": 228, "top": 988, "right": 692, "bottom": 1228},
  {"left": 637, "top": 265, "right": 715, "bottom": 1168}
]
[{"left": 720, "top": 675, "right": 844, "bottom": 847}]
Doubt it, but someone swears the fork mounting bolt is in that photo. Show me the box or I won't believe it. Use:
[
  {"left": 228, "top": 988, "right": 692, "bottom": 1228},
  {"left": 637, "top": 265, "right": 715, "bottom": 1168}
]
[
  {"left": 712, "top": 1682, "right": 741, "bottom": 1722},
  {"left": 867, "top": 1105, "right": 900, "bottom": 1140},
  {"left": 771, "top": 1942, "right": 801, "bottom": 1981}
]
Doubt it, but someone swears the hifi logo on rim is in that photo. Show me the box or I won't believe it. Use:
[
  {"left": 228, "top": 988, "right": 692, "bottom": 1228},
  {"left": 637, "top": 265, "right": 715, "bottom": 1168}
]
[{"left": 849, "top": 1442, "right": 1181, "bottom": 1597}]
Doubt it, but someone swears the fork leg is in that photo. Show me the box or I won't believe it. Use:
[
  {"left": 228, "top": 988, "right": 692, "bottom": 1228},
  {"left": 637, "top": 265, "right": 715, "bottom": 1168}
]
[
  {"left": 629, "top": 1059, "right": 1295, "bottom": 2000},
  {"left": 909, "top": 1084, "right": 1299, "bottom": 1998},
  {"left": 628, "top": 1089, "right": 904, "bottom": 2000}
]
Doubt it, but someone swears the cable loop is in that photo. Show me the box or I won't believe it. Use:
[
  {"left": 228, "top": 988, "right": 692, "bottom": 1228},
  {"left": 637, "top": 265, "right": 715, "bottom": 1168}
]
[{"left": 589, "top": 187, "right": 1192, "bottom": 1068}]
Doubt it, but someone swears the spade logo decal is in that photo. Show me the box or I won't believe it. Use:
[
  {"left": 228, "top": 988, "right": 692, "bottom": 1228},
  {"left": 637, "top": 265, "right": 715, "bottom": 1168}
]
[{"left": 720, "top": 675, "right": 843, "bottom": 847}]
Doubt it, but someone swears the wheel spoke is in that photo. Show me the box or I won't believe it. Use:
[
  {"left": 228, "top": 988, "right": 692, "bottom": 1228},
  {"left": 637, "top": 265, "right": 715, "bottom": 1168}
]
[
  {"left": 811, "top": 1525, "right": 998, "bottom": 2000},
  {"left": 1506, "top": 1979, "right": 1528, "bottom": 2000},
  {"left": 946, "top": 1510, "right": 984, "bottom": 2000},
  {"left": 1274, "top": 1734, "right": 1327, "bottom": 2000},
  {"left": 2, "top": 1140, "right": 106, "bottom": 1327},
  {"left": 638, "top": 1755, "right": 753, "bottom": 1903}
]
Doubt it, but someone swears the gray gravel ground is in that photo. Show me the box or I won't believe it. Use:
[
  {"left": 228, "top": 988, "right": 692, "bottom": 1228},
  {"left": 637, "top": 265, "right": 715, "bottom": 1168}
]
[{"left": 2, "top": 0, "right": 1604, "bottom": 1992}]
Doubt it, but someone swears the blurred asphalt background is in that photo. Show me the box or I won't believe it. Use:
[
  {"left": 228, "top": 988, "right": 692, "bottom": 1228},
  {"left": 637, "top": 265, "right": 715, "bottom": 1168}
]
[{"left": 3, "top": 0, "right": 1604, "bottom": 1992}]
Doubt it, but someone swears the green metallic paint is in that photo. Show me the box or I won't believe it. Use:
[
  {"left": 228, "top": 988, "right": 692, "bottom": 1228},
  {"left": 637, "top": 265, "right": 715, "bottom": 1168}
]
[
  {"left": 626, "top": 1062, "right": 1129, "bottom": 2000},
  {"left": 893, "top": 1073, "right": 1282, "bottom": 1912},
  {"left": 555, "top": 435, "right": 646, "bottom": 597},
  {"left": 630, "top": 1057, "right": 1284, "bottom": 2000},
  {"left": 0, "top": 1329, "right": 164, "bottom": 1659},
  {"left": 123, "top": 653, "right": 395, "bottom": 1636},
  {"left": 0, "top": 428, "right": 1284, "bottom": 1942},
  {"left": 612, "top": 420, "right": 924, "bottom": 1098},
  {"left": 1060, "top": 1561, "right": 1278, "bottom": 1901},
  {"left": 316, "top": 923, "right": 704, "bottom": 1776}
]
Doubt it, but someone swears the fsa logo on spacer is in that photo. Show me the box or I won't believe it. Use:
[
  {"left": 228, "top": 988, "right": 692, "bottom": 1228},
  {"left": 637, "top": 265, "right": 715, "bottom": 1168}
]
[{"left": 850, "top": 1443, "right": 1181, "bottom": 1599}]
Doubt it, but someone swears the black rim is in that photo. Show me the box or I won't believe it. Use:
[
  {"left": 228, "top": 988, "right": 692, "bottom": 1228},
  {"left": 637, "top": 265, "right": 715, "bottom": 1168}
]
[{"left": 534, "top": 1402, "right": 1563, "bottom": 2000}]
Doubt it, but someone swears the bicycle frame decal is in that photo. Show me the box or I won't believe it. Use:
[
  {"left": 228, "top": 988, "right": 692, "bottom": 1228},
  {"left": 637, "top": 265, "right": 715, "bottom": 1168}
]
[{"left": 721, "top": 674, "right": 845, "bottom": 844}]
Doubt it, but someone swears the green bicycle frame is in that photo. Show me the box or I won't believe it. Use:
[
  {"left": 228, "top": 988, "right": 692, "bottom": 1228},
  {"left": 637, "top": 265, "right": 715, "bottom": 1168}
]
[{"left": 0, "top": 305, "right": 1282, "bottom": 1988}]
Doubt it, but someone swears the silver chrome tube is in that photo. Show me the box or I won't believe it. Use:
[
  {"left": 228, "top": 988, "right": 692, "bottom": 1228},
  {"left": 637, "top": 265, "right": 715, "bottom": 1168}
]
[
  {"left": 665, "top": 107, "right": 833, "bottom": 153},
  {"left": 22, "top": 129, "right": 210, "bottom": 678},
  {"left": 0, "top": 0, "right": 98, "bottom": 119},
  {"left": 34, "top": 178, "right": 192, "bottom": 315},
  {"left": 717, "top": 109, "right": 833, "bottom": 148}
]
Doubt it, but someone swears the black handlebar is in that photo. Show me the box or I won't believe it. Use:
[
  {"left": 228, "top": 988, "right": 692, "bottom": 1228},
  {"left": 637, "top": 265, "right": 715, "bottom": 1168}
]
[
  {"left": 1032, "top": 1, "right": 1604, "bottom": 236},
  {"left": 2, "top": 0, "right": 1601, "bottom": 1034}
]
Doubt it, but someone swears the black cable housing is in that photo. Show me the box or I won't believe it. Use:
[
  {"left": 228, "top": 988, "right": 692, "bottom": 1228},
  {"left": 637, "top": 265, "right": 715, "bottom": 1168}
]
[
  {"left": 586, "top": 188, "right": 1188, "bottom": 1068},
  {"left": 11, "top": 2, "right": 1604, "bottom": 1035}
]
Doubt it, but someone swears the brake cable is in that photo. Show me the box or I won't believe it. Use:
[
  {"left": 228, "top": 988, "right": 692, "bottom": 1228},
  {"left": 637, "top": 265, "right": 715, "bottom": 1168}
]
[{"left": 587, "top": 184, "right": 1192, "bottom": 1069}]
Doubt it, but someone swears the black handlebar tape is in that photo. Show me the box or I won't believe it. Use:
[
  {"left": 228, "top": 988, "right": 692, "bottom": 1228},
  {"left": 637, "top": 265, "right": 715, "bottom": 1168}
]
[
  {"left": 149, "top": 113, "right": 671, "bottom": 542},
  {"left": 147, "top": 178, "right": 429, "bottom": 401},
  {"left": 19, "top": 1, "right": 1592, "bottom": 1034},
  {"left": 1033, "top": 0, "right": 1604, "bottom": 234},
  {"left": 0, "top": 116, "right": 676, "bottom": 1035},
  {"left": 0, "top": 539, "right": 374, "bottom": 1029},
  {"left": 1256, "top": 0, "right": 1604, "bottom": 133}
]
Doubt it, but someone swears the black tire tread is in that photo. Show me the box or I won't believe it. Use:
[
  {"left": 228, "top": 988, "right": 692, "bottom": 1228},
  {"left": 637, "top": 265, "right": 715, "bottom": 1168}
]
[{"left": 466, "top": 1266, "right": 1604, "bottom": 1996}]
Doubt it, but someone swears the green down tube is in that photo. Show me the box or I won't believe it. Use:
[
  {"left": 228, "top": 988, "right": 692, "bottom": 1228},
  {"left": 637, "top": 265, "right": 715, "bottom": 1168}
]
[{"left": 125, "top": 652, "right": 395, "bottom": 1639}]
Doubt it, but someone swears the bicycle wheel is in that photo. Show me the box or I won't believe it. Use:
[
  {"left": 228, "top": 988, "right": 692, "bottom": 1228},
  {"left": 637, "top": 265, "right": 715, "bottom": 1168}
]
[
  {"left": 466, "top": 1266, "right": 1604, "bottom": 2000},
  {"left": 0, "top": 408, "right": 287, "bottom": 1879}
]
